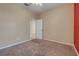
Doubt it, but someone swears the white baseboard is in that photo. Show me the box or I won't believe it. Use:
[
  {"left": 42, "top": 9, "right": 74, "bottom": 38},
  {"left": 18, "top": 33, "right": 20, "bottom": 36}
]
[
  {"left": 44, "top": 38, "right": 74, "bottom": 46},
  {"left": 44, "top": 38, "right": 79, "bottom": 55},
  {"left": 73, "top": 45, "right": 79, "bottom": 56},
  {"left": 0, "top": 38, "right": 78, "bottom": 56},
  {"left": 0, "top": 39, "right": 31, "bottom": 50}
]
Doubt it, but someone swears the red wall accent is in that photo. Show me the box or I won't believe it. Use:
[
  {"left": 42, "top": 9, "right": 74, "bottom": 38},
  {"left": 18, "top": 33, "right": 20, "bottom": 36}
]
[{"left": 74, "top": 3, "right": 79, "bottom": 53}]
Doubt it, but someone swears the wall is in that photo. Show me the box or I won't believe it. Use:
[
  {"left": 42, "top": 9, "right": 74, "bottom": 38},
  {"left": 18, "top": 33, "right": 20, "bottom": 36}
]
[
  {"left": 41, "top": 4, "right": 74, "bottom": 45},
  {"left": 74, "top": 3, "right": 79, "bottom": 53},
  {"left": 0, "top": 3, "right": 34, "bottom": 48}
]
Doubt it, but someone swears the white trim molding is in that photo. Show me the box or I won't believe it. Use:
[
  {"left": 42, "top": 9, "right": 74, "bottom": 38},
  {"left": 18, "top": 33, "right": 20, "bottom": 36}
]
[
  {"left": 73, "top": 45, "right": 79, "bottom": 56},
  {"left": 44, "top": 38, "right": 74, "bottom": 46},
  {"left": 44, "top": 38, "right": 79, "bottom": 55},
  {"left": 0, "top": 39, "right": 31, "bottom": 50}
]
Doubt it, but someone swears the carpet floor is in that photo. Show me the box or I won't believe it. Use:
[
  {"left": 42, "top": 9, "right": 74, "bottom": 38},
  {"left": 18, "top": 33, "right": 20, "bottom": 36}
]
[{"left": 0, "top": 39, "right": 77, "bottom": 56}]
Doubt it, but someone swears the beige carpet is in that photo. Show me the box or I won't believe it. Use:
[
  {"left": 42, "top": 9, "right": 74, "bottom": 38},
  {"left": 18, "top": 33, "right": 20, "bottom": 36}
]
[{"left": 0, "top": 39, "right": 77, "bottom": 56}]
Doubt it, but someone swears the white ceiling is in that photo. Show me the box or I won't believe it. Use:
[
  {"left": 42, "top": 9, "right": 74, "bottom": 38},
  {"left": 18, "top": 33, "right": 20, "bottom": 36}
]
[{"left": 24, "top": 3, "right": 64, "bottom": 15}]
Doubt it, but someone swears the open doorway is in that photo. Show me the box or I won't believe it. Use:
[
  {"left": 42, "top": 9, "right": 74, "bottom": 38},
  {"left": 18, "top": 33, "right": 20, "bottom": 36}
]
[
  {"left": 30, "top": 19, "right": 43, "bottom": 39},
  {"left": 36, "top": 19, "right": 43, "bottom": 39}
]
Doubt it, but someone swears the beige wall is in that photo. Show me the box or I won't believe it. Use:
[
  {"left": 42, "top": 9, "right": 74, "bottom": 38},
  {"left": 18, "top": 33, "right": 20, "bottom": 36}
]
[
  {"left": 0, "top": 4, "right": 34, "bottom": 48},
  {"left": 41, "top": 4, "right": 74, "bottom": 45}
]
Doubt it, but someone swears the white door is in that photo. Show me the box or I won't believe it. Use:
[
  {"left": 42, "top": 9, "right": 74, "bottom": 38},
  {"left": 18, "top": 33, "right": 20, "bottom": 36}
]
[
  {"left": 30, "top": 20, "right": 36, "bottom": 39},
  {"left": 36, "top": 19, "right": 43, "bottom": 39}
]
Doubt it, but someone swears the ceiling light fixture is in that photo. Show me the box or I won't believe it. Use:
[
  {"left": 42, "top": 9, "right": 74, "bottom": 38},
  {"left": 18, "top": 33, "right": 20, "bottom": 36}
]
[
  {"left": 32, "top": 3, "right": 43, "bottom": 6},
  {"left": 24, "top": 3, "right": 43, "bottom": 6}
]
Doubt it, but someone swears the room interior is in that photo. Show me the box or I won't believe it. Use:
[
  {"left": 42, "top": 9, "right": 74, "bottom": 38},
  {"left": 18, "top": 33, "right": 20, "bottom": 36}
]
[{"left": 0, "top": 3, "right": 78, "bottom": 56}]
